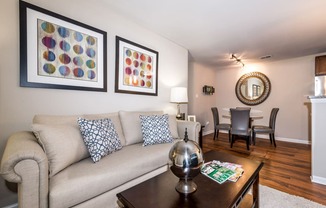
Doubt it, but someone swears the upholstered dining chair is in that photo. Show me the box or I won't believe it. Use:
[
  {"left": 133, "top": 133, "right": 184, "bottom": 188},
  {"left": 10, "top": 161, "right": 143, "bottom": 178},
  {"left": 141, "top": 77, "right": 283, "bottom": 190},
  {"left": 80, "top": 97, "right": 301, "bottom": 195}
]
[
  {"left": 211, "top": 107, "right": 231, "bottom": 141},
  {"left": 252, "top": 108, "right": 279, "bottom": 147},
  {"left": 230, "top": 108, "right": 251, "bottom": 150}
]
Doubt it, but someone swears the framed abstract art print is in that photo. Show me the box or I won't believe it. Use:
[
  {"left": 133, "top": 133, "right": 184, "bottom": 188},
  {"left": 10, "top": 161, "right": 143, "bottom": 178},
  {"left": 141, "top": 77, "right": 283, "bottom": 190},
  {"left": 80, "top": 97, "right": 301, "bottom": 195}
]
[
  {"left": 115, "top": 36, "right": 159, "bottom": 96},
  {"left": 19, "top": 0, "right": 107, "bottom": 91}
]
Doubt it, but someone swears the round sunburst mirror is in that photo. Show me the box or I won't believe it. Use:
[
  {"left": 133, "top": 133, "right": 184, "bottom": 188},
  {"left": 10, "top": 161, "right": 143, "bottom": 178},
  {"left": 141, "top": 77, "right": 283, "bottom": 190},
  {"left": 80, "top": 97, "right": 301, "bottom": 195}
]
[{"left": 235, "top": 72, "right": 271, "bottom": 106}]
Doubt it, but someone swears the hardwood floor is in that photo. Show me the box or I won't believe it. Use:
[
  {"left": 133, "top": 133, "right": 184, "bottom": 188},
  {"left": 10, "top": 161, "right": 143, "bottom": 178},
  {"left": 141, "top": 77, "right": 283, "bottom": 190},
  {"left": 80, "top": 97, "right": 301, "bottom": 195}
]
[{"left": 202, "top": 132, "right": 326, "bottom": 206}]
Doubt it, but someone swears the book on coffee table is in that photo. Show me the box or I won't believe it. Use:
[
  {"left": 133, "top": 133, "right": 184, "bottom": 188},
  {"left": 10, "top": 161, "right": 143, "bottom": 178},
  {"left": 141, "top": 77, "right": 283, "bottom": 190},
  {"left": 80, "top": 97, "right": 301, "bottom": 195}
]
[{"left": 201, "top": 160, "right": 244, "bottom": 184}]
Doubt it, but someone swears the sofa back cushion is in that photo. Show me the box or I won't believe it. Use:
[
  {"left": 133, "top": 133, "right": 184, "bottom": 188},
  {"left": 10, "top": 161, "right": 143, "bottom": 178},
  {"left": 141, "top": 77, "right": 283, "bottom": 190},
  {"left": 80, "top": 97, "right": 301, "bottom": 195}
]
[
  {"left": 32, "top": 113, "right": 125, "bottom": 176},
  {"left": 168, "top": 115, "right": 179, "bottom": 139},
  {"left": 82, "top": 113, "right": 126, "bottom": 146},
  {"left": 119, "top": 111, "right": 163, "bottom": 145}
]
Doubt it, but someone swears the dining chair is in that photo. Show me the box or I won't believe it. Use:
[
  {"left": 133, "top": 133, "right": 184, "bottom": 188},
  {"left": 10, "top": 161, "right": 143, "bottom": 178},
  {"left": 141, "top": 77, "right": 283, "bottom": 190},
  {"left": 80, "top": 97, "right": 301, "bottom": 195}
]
[
  {"left": 211, "top": 107, "right": 231, "bottom": 141},
  {"left": 252, "top": 108, "right": 279, "bottom": 147},
  {"left": 230, "top": 108, "right": 251, "bottom": 150},
  {"left": 236, "top": 107, "right": 252, "bottom": 127}
]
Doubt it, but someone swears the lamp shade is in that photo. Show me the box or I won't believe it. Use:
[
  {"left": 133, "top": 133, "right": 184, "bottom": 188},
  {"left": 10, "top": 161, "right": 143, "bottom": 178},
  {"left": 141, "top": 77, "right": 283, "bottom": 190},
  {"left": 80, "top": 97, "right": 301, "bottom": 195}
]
[{"left": 170, "top": 87, "right": 188, "bottom": 103}]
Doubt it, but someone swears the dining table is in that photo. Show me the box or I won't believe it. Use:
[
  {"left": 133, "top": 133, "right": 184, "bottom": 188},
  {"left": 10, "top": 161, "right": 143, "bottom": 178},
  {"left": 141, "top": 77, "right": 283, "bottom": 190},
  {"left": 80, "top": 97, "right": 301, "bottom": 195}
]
[{"left": 222, "top": 107, "right": 263, "bottom": 127}]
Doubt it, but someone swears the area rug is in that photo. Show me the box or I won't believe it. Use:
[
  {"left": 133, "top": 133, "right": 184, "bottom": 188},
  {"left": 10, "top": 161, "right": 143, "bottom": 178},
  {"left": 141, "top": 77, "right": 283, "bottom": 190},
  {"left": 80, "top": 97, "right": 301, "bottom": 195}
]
[{"left": 260, "top": 185, "right": 326, "bottom": 208}]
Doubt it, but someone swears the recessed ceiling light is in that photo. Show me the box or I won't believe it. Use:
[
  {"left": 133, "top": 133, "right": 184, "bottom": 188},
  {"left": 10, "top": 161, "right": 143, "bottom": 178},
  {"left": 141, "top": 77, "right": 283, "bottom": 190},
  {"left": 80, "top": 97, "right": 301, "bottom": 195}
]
[{"left": 260, "top": 55, "right": 272, "bottom": 60}]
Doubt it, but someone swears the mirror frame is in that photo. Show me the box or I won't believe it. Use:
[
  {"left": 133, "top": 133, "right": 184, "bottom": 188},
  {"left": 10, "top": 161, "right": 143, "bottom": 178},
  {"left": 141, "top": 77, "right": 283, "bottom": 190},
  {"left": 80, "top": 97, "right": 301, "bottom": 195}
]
[{"left": 235, "top": 72, "right": 271, "bottom": 106}]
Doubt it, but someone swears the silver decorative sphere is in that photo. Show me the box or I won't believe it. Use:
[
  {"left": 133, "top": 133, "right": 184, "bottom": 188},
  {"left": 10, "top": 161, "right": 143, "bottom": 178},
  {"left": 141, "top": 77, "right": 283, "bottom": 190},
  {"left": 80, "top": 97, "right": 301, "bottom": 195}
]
[{"left": 169, "top": 128, "right": 204, "bottom": 194}]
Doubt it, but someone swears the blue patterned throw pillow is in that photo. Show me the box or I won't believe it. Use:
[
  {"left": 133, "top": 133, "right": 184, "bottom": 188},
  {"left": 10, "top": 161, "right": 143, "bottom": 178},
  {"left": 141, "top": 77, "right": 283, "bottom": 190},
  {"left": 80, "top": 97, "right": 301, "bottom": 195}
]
[
  {"left": 78, "top": 118, "right": 122, "bottom": 162},
  {"left": 139, "top": 114, "right": 174, "bottom": 146}
]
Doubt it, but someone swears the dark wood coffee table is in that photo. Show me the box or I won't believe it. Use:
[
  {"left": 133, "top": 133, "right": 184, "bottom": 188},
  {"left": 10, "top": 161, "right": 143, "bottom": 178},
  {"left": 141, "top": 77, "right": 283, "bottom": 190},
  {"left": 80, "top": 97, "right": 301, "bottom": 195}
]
[{"left": 117, "top": 150, "right": 263, "bottom": 208}]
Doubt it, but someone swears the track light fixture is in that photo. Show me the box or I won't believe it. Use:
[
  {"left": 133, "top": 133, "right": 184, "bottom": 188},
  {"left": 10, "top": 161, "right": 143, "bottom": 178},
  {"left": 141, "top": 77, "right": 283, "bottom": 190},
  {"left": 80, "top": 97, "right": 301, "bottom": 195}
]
[{"left": 231, "top": 54, "right": 245, "bottom": 67}]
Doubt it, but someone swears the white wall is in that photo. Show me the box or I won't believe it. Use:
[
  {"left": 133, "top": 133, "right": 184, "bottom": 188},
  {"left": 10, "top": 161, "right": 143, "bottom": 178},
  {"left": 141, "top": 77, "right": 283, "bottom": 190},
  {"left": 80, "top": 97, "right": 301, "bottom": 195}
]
[
  {"left": 0, "top": 0, "right": 188, "bottom": 206},
  {"left": 310, "top": 98, "right": 326, "bottom": 185}
]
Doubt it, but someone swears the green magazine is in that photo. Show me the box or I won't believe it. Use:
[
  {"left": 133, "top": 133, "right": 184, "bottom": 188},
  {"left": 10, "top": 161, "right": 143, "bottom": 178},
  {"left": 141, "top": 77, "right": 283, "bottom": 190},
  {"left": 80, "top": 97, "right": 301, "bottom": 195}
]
[{"left": 201, "top": 161, "right": 236, "bottom": 184}]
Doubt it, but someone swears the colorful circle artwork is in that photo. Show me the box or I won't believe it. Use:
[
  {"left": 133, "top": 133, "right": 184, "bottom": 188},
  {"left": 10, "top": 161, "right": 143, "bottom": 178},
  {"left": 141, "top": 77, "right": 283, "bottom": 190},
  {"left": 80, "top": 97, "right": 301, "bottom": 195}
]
[
  {"left": 59, "top": 54, "right": 71, "bottom": 64},
  {"left": 124, "top": 76, "right": 130, "bottom": 85},
  {"left": 125, "top": 67, "right": 132, "bottom": 75},
  {"left": 126, "top": 49, "right": 132, "bottom": 57},
  {"left": 73, "top": 56, "right": 84, "bottom": 66},
  {"left": 147, "top": 64, "right": 152, "bottom": 70},
  {"left": 133, "top": 69, "right": 139, "bottom": 76},
  {"left": 87, "top": 70, "right": 96, "bottom": 80},
  {"left": 140, "top": 70, "right": 145, "bottom": 77},
  {"left": 60, "top": 40, "right": 71, "bottom": 52},
  {"left": 74, "top": 32, "right": 83, "bottom": 42},
  {"left": 41, "top": 22, "right": 55, "bottom": 33},
  {"left": 58, "top": 27, "right": 70, "bottom": 38},
  {"left": 86, "top": 36, "right": 96, "bottom": 45},
  {"left": 43, "top": 51, "right": 56, "bottom": 62},
  {"left": 122, "top": 48, "right": 154, "bottom": 89},
  {"left": 86, "top": 48, "right": 96, "bottom": 58},
  {"left": 73, "top": 68, "right": 84, "bottom": 78},
  {"left": 133, "top": 60, "right": 139, "bottom": 67},
  {"left": 59, "top": 66, "right": 71, "bottom": 76},
  {"left": 125, "top": 58, "right": 132, "bottom": 65},
  {"left": 140, "top": 54, "right": 146, "bottom": 61},
  {"left": 86, "top": 60, "right": 96, "bottom": 69},
  {"left": 42, "top": 37, "right": 56, "bottom": 49},
  {"left": 146, "top": 81, "right": 152, "bottom": 88},
  {"left": 73, "top": 45, "right": 84, "bottom": 54},
  {"left": 133, "top": 52, "right": 139, "bottom": 59},
  {"left": 38, "top": 20, "right": 98, "bottom": 82},
  {"left": 132, "top": 78, "right": 139, "bottom": 86},
  {"left": 140, "top": 62, "right": 145, "bottom": 69},
  {"left": 43, "top": 63, "right": 56, "bottom": 74}
]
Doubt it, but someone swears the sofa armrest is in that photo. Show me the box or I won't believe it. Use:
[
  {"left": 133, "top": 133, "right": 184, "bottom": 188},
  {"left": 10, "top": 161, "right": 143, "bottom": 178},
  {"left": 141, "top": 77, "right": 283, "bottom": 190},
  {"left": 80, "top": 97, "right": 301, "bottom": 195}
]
[
  {"left": 176, "top": 121, "right": 201, "bottom": 143},
  {"left": 0, "top": 131, "right": 48, "bottom": 208}
]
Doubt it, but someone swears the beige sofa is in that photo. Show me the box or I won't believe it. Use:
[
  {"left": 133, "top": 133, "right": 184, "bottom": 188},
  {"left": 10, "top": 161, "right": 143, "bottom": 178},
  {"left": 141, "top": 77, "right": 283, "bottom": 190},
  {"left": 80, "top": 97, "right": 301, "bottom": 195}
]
[{"left": 0, "top": 111, "right": 200, "bottom": 208}]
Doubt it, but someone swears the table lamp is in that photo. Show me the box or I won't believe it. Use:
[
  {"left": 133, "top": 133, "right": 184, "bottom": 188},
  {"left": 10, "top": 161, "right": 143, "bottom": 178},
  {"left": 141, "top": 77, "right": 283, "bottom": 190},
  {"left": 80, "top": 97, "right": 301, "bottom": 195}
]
[{"left": 170, "top": 87, "right": 188, "bottom": 120}]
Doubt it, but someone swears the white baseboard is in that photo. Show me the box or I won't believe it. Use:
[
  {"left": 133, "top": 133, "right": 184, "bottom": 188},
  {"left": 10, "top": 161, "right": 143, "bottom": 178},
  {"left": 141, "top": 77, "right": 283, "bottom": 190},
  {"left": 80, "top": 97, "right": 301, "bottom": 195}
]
[
  {"left": 203, "top": 130, "right": 214, "bottom": 136},
  {"left": 203, "top": 130, "right": 310, "bottom": 144},
  {"left": 3, "top": 203, "right": 18, "bottom": 208},
  {"left": 311, "top": 175, "right": 326, "bottom": 185}
]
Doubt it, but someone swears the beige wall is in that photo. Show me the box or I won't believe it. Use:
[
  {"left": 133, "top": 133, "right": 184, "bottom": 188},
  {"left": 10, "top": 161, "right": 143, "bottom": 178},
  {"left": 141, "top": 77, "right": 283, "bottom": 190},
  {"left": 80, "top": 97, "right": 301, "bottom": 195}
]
[
  {"left": 188, "top": 62, "right": 217, "bottom": 133},
  {"left": 189, "top": 54, "right": 325, "bottom": 143},
  {"left": 0, "top": 0, "right": 188, "bottom": 206}
]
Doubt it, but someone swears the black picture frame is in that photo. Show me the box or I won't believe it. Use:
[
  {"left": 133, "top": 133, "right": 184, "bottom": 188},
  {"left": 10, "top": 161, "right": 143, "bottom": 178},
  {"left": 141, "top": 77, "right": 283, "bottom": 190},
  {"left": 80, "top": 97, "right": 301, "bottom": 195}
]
[
  {"left": 20, "top": 0, "right": 107, "bottom": 92},
  {"left": 115, "top": 36, "right": 159, "bottom": 96}
]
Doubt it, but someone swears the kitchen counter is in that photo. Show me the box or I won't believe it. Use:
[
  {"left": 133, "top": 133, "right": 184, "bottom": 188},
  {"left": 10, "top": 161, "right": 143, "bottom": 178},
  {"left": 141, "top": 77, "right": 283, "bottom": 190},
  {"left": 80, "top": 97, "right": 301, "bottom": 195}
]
[{"left": 307, "top": 95, "right": 326, "bottom": 99}]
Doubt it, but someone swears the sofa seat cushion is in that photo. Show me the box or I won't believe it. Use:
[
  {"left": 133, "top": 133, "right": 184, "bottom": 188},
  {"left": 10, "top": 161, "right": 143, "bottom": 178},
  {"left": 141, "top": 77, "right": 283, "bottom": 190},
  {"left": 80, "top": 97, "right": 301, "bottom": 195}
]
[{"left": 49, "top": 141, "right": 176, "bottom": 208}]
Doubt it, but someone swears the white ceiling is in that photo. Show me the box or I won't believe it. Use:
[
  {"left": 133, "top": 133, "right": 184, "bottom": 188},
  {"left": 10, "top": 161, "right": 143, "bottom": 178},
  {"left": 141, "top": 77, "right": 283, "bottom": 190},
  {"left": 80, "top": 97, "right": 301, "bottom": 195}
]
[{"left": 104, "top": 0, "right": 326, "bottom": 67}]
